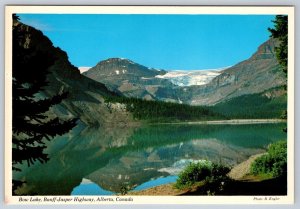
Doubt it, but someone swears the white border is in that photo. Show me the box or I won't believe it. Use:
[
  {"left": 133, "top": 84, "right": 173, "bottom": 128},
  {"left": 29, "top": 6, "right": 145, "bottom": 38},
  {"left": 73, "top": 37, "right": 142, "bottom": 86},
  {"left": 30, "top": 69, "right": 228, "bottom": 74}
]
[
  {"left": 5, "top": 5, "right": 295, "bottom": 15},
  {"left": 4, "top": 5, "right": 295, "bottom": 205}
]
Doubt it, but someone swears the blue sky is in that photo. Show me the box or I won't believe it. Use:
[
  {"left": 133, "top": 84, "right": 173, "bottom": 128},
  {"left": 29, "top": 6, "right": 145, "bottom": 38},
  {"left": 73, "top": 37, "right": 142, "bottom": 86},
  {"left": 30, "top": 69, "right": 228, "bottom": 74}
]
[{"left": 18, "top": 14, "right": 275, "bottom": 70}]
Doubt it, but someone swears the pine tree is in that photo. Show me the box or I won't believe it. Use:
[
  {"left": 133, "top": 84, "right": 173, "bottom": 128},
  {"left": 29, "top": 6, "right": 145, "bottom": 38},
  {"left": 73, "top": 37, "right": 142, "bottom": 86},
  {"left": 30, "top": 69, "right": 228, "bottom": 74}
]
[
  {"left": 268, "top": 15, "right": 288, "bottom": 76},
  {"left": 12, "top": 15, "right": 77, "bottom": 194},
  {"left": 268, "top": 15, "right": 288, "bottom": 122}
]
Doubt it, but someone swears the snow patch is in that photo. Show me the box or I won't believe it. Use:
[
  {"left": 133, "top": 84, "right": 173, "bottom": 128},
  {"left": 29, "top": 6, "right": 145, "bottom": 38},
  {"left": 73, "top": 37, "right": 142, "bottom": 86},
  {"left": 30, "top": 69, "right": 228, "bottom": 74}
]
[
  {"left": 119, "top": 58, "right": 135, "bottom": 64},
  {"left": 78, "top": 67, "right": 92, "bottom": 74}
]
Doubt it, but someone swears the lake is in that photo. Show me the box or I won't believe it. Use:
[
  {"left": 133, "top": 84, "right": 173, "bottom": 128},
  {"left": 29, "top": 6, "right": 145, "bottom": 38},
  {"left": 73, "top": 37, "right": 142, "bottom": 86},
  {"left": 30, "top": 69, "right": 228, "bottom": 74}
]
[{"left": 14, "top": 122, "right": 287, "bottom": 195}]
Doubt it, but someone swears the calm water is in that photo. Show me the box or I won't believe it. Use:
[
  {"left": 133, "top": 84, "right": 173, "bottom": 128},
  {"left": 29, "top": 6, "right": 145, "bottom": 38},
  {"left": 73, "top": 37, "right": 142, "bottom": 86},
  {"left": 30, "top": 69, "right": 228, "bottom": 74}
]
[{"left": 15, "top": 123, "right": 286, "bottom": 195}]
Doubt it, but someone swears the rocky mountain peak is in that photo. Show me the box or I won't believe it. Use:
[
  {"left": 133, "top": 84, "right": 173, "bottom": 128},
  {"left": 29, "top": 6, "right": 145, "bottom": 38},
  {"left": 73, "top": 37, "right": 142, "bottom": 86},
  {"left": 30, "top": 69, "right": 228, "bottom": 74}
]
[
  {"left": 251, "top": 38, "right": 278, "bottom": 60},
  {"left": 84, "top": 58, "right": 167, "bottom": 83},
  {"left": 97, "top": 58, "right": 136, "bottom": 66}
]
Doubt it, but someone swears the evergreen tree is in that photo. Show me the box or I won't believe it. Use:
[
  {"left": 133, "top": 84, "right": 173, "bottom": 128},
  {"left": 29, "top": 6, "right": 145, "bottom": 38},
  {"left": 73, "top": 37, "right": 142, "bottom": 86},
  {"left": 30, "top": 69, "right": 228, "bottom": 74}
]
[
  {"left": 12, "top": 15, "right": 77, "bottom": 194},
  {"left": 268, "top": 15, "right": 288, "bottom": 122},
  {"left": 268, "top": 15, "right": 288, "bottom": 76}
]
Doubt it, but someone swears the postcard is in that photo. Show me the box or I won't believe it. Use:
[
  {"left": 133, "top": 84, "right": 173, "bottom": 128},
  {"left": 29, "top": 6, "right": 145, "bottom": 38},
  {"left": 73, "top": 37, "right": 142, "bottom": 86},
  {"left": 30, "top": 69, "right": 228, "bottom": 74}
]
[{"left": 4, "top": 5, "right": 294, "bottom": 204}]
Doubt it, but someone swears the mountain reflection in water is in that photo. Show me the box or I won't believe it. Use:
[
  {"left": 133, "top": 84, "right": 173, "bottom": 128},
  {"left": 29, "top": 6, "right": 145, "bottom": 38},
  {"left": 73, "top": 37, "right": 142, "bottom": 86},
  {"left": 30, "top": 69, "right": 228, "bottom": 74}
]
[{"left": 14, "top": 123, "right": 286, "bottom": 195}]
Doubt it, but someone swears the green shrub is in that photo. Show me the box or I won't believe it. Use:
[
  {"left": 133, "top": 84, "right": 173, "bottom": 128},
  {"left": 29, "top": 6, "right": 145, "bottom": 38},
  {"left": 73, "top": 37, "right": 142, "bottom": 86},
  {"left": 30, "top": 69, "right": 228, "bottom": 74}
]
[
  {"left": 175, "top": 161, "right": 211, "bottom": 189},
  {"left": 211, "top": 163, "right": 231, "bottom": 180},
  {"left": 251, "top": 140, "right": 287, "bottom": 178},
  {"left": 175, "top": 160, "right": 230, "bottom": 189},
  {"left": 119, "top": 183, "right": 132, "bottom": 195}
]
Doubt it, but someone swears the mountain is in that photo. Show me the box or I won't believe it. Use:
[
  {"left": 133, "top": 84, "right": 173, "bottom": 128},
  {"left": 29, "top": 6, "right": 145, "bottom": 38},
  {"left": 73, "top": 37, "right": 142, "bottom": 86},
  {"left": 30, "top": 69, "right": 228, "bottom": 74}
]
[
  {"left": 13, "top": 21, "right": 136, "bottom": 128},
  {"left": 83, "top": 58, "right": 181, "bottom": 101},
  {"left": 83, "top": 58, "right": 224, "bottom": 102},
  {"left": 184, "top": 38, "right": 286, "bottom": 105},
  {"left": 13, "top": 20, "right": 226, "bottom": 130},
  {"left": 84, "top": 38, "right": 286, "bottom": 108}
]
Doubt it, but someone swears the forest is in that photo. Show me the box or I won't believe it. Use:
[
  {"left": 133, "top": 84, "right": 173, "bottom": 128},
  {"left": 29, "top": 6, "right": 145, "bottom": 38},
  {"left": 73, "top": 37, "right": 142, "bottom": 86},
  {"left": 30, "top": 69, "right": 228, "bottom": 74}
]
[
  {"left": 105, "top": 96, "right": 226, "bottom": 122},
  {"left": 210, "top": 88, "right": 287, "bottom": 119}
]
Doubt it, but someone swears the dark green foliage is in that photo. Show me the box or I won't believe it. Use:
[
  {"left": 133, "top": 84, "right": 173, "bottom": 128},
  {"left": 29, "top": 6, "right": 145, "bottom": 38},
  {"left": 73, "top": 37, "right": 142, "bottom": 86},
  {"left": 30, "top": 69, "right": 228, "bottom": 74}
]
[
  {"left": 12, "top": 16, "right": 77, "bottom": 194},
  {"left": 251, "top": 140, "right": 287, "bottom": 178},
  {"left": 105, "top": 96, "right": 225, "bottom": 122},
  {"left": 13, "top": 14, "right": 20, "bottom": 21},
  {"left": 268, "top": 15, "right": 288, "bottom": 76},
  {"left": 280, "top": 110, "right": 287, "bottom": 120},
  {"left": 210, "top": 90, "right": 287, "bottom": 119},
  {"left": 204, "top": 164, "right": 231, "bottom": 195},
  {"left": 268, "top": 16, "right": 288, "bottom": 123},
  {"left": 175, "top": 161, "right": 212, "bottom": 189},
  {"left": 175, "top": 161, "right": 230, "bottom": 190},
  {"left": 211, "top": 163, "right": 231, "bottom": 179},
  {"left": 119, "top": 183, "right": 132, "bottom": 195}
]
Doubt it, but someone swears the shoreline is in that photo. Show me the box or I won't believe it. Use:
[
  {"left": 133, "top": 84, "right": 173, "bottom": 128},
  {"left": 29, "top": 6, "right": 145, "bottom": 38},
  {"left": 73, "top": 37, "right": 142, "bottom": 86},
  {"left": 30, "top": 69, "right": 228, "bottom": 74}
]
[
  {"left": 153, "top": 119, "right": 286, "bottom": 125},
  {"left": 127, "top": 153, "right": 267, "bottom": 196}
]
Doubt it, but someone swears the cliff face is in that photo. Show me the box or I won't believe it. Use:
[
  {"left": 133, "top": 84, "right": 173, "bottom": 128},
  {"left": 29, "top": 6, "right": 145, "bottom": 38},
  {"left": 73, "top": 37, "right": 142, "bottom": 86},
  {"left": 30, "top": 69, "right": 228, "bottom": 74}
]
[{"left": 13, "top": 21, "right": 135, "bottom": 127}]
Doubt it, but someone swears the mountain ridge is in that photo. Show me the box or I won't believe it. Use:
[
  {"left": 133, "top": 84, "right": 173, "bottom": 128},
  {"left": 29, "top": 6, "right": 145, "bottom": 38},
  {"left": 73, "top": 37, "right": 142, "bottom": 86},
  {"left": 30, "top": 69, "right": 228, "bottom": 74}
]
[{"left": 83, "top": 38, "right": 286, "bottom": 106}]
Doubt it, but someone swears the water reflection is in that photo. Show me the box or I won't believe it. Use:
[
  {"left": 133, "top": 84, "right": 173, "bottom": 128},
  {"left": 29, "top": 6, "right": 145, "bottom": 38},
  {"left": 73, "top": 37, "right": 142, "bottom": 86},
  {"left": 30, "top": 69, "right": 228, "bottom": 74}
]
[
  {"left": 71, "top": 178, "right": 114, "bottom": 195},
  {"left": 15, "top": 123, "right": 286, "bottom": 195}
]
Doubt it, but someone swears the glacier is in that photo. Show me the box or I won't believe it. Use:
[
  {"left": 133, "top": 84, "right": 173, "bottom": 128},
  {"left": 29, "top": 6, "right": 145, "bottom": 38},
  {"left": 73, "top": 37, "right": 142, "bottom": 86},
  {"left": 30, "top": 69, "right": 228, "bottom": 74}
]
[{"left": 155, "top": 67, "right": 228, "bottom": 86}]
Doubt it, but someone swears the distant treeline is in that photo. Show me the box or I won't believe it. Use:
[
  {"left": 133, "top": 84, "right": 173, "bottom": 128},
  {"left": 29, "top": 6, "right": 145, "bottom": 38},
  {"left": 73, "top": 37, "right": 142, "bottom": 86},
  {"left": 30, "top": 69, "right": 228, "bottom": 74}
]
[
  {"left": 105, "top": 96, "right": 225, "bottom": 122},
  {"left": 105, "top": 87, "right": 287, "bottom": 122},
  {"left": 209, "top": 91, "right": 287, "bottom": 119}
]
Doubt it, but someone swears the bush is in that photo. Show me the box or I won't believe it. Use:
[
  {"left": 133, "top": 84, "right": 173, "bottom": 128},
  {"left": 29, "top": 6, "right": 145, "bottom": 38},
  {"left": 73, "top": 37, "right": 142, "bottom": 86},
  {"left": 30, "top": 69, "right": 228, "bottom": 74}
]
[
  {"left": 211, "top": 163, "right": 231, "bottom": 180},
  {"left": 251, "top": 140, "right": 287, "bottom": 178},
  {"left": 175, "top": 160, "right": 230, "bottom": 190}
]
